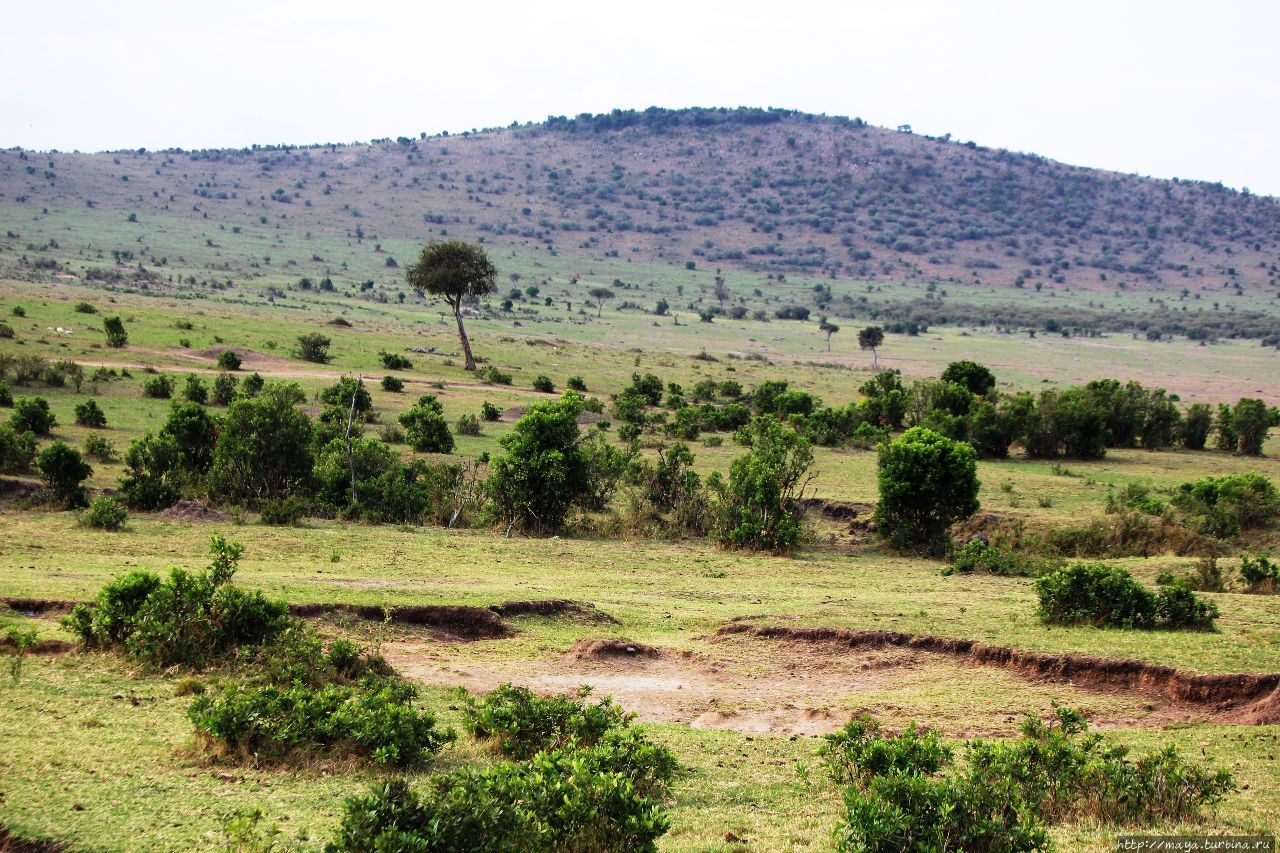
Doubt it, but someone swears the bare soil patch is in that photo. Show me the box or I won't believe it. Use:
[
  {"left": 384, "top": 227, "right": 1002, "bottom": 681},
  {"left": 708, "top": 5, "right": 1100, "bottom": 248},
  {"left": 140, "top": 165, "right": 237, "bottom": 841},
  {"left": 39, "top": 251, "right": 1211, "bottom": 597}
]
[
  {"left": 492, "top": 599, "right": 617, "bottom": 623},
  {"left": 158, "top": 500, "right": 230, "bottom": 522}
]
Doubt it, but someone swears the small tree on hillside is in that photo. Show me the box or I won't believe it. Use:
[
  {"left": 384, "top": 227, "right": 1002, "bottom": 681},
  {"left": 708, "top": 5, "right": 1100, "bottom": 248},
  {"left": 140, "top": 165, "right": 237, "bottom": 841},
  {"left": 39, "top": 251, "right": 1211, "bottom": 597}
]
[
  {"left": 858, "top": 326, "right": 884, "bottom": 369},
  {"left": 1233, "top": 398, "right": 1270, "bottom": 456},
  {"left": 295, "top": 333, "right": 333, "bottom": 364},
  {"left": 818, "top": 317, "right": 840, "bottom": 352},
  {"left": 405, "top": 240, "right": 496, "bottom": 371},
  {"left": 588, "top": 287, "right": 614, "bottom": 318},
  {"left": 103, "top": 316, "right": 128, "bottom": 348},
  {"left": 714, "top": 275, "right": 729, "bottom": 306},
  {"left": 941, "top": 360, "right": 996, "bottom": 396},
  {"left": 875, "top": 426, "right": 979, "bottom": 552},
  {"left": 36, "top": 441, "right": 92, "bottom": 508}
]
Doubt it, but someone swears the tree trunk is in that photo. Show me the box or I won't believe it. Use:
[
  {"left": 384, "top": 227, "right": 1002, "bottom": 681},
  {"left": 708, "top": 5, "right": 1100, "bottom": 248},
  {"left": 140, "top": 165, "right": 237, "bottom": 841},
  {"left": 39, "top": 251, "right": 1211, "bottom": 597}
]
[
  {"left": 453, "top": 305, "right": 476, "bottom": 371},
  {"left": 872, "top": 348, "right": 878, "bottom": 370},
  {"left": 344, "top": 393, "right": 358, "bottom": 506}
]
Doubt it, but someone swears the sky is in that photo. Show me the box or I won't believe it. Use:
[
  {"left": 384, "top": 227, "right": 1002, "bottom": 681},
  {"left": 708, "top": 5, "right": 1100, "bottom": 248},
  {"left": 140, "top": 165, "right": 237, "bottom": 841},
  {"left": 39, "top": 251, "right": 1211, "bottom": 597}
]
[{"left": 4, "top": 0, "right": 1278, "bottom": 196}]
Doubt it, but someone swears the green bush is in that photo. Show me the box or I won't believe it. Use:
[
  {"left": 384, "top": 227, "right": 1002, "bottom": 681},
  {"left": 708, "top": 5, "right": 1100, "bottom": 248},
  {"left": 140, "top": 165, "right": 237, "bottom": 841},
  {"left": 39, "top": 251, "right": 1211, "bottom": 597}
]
[
  {"left": 379, "top": 351, "right": 413, "bottom": 371},
  {"left": 1239, "top": 553, "right": 1279, "bottom": 593},
  {"left": 0, "top": 424, "right": 37, "bottom": 473},
  {"left": 11, "top": 396, "right": 55, "bottom": 435},
  {"left": 478, "top": 365, "right": 512, "bottom": 385},
  {"left": 821, "top": 716, "right": 952, "bottom": 788},
  {"left": 463, "top": 683, "right": 633, "bottom": 760},
  {"left": 1172, "top": 472, "right": 1280, "bottom": 537},
  {"left": 943, "top": 539, "right": 1044, "bottom": 577},
  {"left": 487, "top": 395, "right": 589, "bottom": 534},
  {"left": 566, "top": 375, "right": 587, "bottom": 392},
  {"left": 455, "top": 413, "right": 481, "bottom": 436},
  {"left": 380, "top": 375, "right": 404, "bottom": 392},
  {"left": 103, "top": 316, "right": 128, "bottom": 348},
  {"left": 398, "top": 394, "right": 454, "bottom": 453},
  {"left": 212, "top": 372, "right": 237, "bottom": 405},
  {"left": 65, "top": 537, "right": 289, "bottom": 669},
  {"left": 1034, "top": 563, "right": 1217, "bottom": 630},
  {"left": 209, "top": 383, "right": 314, "bottom": 506},
  {"left": 189, "top": 680, "right": 453, "bottom": 767},
  {"left": 711, "top": 416, "right": 812, "bottom": 552},
  {"left": 73, "top": 398, "right": 107, "bottom": 428},
  {"left": 331, "top": 731, "right": 676, "bottom": 852},
  {"left": 118, "top": 433, "right": 182, "bottom": 510},
  {"left": 182, "top": 373, "right": 208, "bottom": 404},
  {"left": 81, "top": 495, "right": 128, "bottom": 531},
  {"left": 259, "top": 496, "right": 308, "bottom": 526},
  {"left": 940, "top": 360, "right": 996, "bottom": 396},
  {"left": 874, "top": 426, "right": 979, "bottom": 552},
  {"left": 0, "top": 381, "right": 11, "bottom": 407},
  {"left": 294, "top": 333, "right": 332, "bottom": 364},
  {"left": 480, "top": 401, "right": 501, "bottom": 422},
  {"left": 532, "top": 374, "right": 555, "bottom": 393},
  {"left": 216, "top": 350, "right": 242, "bottom": 371},
  {"left": 142, "top": 374, "right": 174, "bottom": 399},
  {"left": 35, "top": 441, "right": 92, "bottom": 508}
]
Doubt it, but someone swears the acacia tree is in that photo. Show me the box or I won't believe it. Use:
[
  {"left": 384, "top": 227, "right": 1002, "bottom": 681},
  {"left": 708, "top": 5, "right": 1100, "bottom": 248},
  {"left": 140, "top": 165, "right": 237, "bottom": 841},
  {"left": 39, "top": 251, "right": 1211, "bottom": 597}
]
[
  {"left": 858, "top": 326, "right": 884, "bottom": 369},
  {"left": 405, "top": 241, "right": 496, "bottom": 371},
  {"left": 588, "top": 287, "right": 614, "bottom": 318},
  {"left": 818, "top": 317, "right": 840, "bottom": 351}
]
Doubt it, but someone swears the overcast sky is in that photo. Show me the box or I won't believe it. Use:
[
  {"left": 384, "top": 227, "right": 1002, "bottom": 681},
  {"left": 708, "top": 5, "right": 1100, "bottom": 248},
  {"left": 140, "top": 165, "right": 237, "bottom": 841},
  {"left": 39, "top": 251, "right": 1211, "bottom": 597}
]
[{"left": 4, "top": 0, "right": 1277, "bottom": 196}]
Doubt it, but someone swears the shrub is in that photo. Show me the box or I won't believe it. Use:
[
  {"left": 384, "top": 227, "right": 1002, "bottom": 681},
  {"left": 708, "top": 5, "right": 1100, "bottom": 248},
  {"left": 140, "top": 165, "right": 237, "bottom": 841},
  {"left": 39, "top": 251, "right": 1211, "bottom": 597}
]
[
  {"left": 711, "top": 416, "right": 813, "bottom": 552},
  {"left": 0, "top": 381, "right": 10, "bottom": 407},
  {"left": 875, "top": 427, "right": 979, "bottom": 552},
  {"left": 118, "top": 433, "right": 182, "bottom": 510},
  {"left": 189, "top": 680, "right": 453, "bottom": 767},
  {"left": 319, "top": 376, "right": 373, "bottom": 415},
  {"left": 294, "top": 333, "right": 333, "bottom": 363},
  {"left": 1239, "top": 554, "right": 1279, "bottom": 593},
  {"left": 10, "top": 396, "right": 55, "bottom": 435},
  {"left": 1034, "top": 563, "right": 1217, "bottom": 630},
  {"left": 216, "top": 350, "right": 242, "bottom": 371},
  {"left": 162, "top": 401, "right": 219, "bottom": 473},
  {"left": 478, "top": 365, "right": 512, "bottom": 385},
  {"left": 142, "top": 374, "right": 174, "bottom": 399},
  {"left": 209, "top": 383, "right": 314, "bottom": 506},
  {"left": 943, "top": 539, "right": 1044, "bottom": 577},
  {"left": 398, "top": 395, "right": 454, "bottom": 453},
  {"left": 212, "top": 372, "right": 237, "bottom": 405},
  {"left": 0, "top": 424, "right": 37, "bottom": 473},
  {"left": 1182, "top": 403, "right": 1213, "bottom": 450},
  {"left": 379, "top": 351, "right": 413, "bottom": 371},
  {"left": 65, "top": 537, "right": 289, "bottom": 669},
  {"left": 380, "top": 375, "right": 404, "bottom": 392},
  {"left": 35, "top": 441, "right": 92, "bottom": 508},
  {"left": 532, "top": 374, "right": 555, "bottom": 393},
  {"left": 940, "top": 360, "right": 996, "bottom": 396},
  {"left": 183, "top": 373, "right": 208, "bottom": 404},
  {"left": 82, "top": 495, "right": 128, "bottom": 531},
  {"left": 103, "top": 316, "right": 127, "bottom": 348},
  {"left": 487, "top": 394, "right": 590, "bottom": 534},
  {"left": 456, "top": 413, "right": 481, "bottom": 436},
  {"left": 463, "top": 683, "right": 633, "bottom": 760},
  {"left": 1232, "top": 397, "right": 1271, "bottom": 456},
  {"left": 239, "top": 372, "right": 264, "bottom": 397},
  {"left": 0, "top": 322, "right": 13, "bottom": 340},
  {"left": 566, "top": 375, "right": 587, "bottom": 392},
  {"left": 1172, "top": 472, "right": 1280, "bottom": 537},
  {"left": 74, "top": 398, "right": 107, "bottom": 428},
  {"left": 821, "top": 716, "right": 952, "bottom": 788},
  {"left": 480, "top": 401, "right": 501, "bottom": 421},
  {"left": 259, "top": 496, "right": 308, "bottom": 526}
]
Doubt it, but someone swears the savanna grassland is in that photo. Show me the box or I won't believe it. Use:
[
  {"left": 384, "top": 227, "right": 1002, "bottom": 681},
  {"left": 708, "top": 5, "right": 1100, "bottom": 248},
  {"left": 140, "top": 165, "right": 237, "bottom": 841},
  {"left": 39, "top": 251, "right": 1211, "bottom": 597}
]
[{"left": 1, "top": 110, "right": 1280, "bottom": 852}]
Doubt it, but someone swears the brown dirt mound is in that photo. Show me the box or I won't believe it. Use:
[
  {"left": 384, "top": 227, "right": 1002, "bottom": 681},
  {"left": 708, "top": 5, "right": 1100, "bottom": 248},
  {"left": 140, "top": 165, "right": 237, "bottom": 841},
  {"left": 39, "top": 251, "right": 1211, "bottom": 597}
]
[
  {"left": 287, "top": 603, "right": 506, "bottom": 639},
  {"left": 798, "top": 498, "right": 873, "bottom": 521},
  {"left": 2, "top": 597, "right": 74, "bottom": 615},
  {"left": 0, "top": 636, "right": 74, "bottom": 655},
  {"left": 716, "top": 622, "right": 1280, "bottom": 724},
  {"left": 491, "top": 599, "right": 617, "bottom": 623},
  {"left": 0, "top": 826, "right": 69, "bottom": 852},
  {"left": 571, "top": 638, "right": 661, "bottom": 660},
  {"left": 159, "top": 500, "right": 230, "bottom": 522},
  {"left": 0, "top": 478, "right": 41, "bottom": 501},
  {"left": 500, "top": 406, "right": 604, "bottom": 425}
]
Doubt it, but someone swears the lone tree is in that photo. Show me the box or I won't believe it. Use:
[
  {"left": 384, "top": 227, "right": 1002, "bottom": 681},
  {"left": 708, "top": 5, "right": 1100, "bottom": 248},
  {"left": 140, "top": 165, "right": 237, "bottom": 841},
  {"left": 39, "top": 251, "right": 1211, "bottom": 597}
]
[
  {"left": 405, "top": 240, "right": 496, "bottom": 371},
  {"left": 818, "top": 317, "right": 840, "bottom": 351},
  {"left": 858, "top": 326, "right": 884, "bottom": 369},
  {"left": 874, "top": 426, "right": 979, "bottom": 553},
  {"left": 588, "top": 287, "right": 614, "bottom": 318},
  {"left": 103, "top": 316, "right": 128, "bottom": 348}
]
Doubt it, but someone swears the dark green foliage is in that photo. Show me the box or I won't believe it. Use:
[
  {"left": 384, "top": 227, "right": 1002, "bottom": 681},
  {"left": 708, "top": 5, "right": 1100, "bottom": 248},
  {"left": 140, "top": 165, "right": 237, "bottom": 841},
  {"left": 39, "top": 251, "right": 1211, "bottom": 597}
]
[
  {"left": 455, "top": 413, "right": 481, "bottom": 436},
  {"left": 65, "top": 537, "right": 289, "bottom": 669},
  {"left": 1105, "top": 482, "right": 1165, "bottom": 516},
  {"left": 216, "top": 350, "right": 242, "bottom": 371},
  {"left": 209, "top": 383, "right": 314, "bottom": 506},
  {"left": 295, "top": 333, "right": 333, "bottom": 363},
  {"left": 566, "top": 375, "right": 587, "bottom": 392},
  {"left": 1232, "top": 397, "right": 1270, "bottom": 456},
  {"left": 531, "top": 374, "right": 555, "bottom": 393},
  {"left": 212, "top": 372, "right": 237, "bottom": 405},
  {"left": 405, "top": 240, "right": 496, "bottom": 370},
  {"left": 320, "top": 376, "right": 372, "bottom": 414},
  {"left": 142, "top": 374, "right": 174, "bottom": 399},
  {"left": 1034, "top": 563, "right": 1217, "bottom": 630},
  {"left": 0, "top": 381, "right": 11, "bottom": 407},
  {"left": 480, "top": 401, "right": 501, "bottom": 422},
  {"left": 940, "top": 360, "right": 996, "bottom": 396},
  {"left": 711, "top": 416, "right": 813, "bottom": 552},
  {"left": 875, "top": 427, "right": 979, "bottom": 552},
  {"left": 478, "top": 365, "right": 512, "bottom": 385},
  {"left": 189, "top": 680, "right": 454, "bottom": 767},
  {"left": 103, "top": 316, "right": 127, "bottom": 348},
  {"left": 1181, "top": 403, "right": 1213, "bottom": 450},
  {"left": 1239, "top": 554, "right": 1279, "bottom": 593},
  {"left": 313, "top": 437, "right": 460, "bottom": 525},
  {"left": 943, "top": 540, "right": 1044, "bottom": 577},
  {"left": 10, "top": 396, "right": 55, "bottom": 435},
  {"left": 35, "top": 441, "right": 92, "bottom": 508},
  {"left": 162, "top": 401, "right": 219, "bottom": 473},
  {"left": 182, "top": 373, "right": 208, "bottom": 404},
  {"left": 74, "top": 398, "right": 107, "bottom": 428},
  {"left": 1023, "top": 387, "right": 1107, "bottom": 459},
  {"left": 1171, "top": 472, "right": 1280, "bottom": 537},
  {"left": 81, "top": 495, "right": 128, "bottom": 531},
  {"left": 829, "top": 706, "right": 1232, "bottom": 853},
  {"left": 0, "top": 424, "right": 37, "bottom": 473},
  {"left": 633, "top": 441, "right": 708, "bottom": 534},
  {"left": 379, "top": 350, "right": 413, "bottom": 371},
  {"left": 625, "top": 372, "right": 664, "bottom": 406},
  {"left": 380, "top": 375, "right": 404, "bottom": 392},
  {"left": 463, "top": 683, "right": 634, "bottom": 759},
  {"left": 240, "top": 372, "right": 265, "bottom": 397},
  {"left": 118, "top": 433, "right": 182, "bottom": 510},
  {"left": 1213, "top": 403, "right": 1237, "bottom": 452},
  {"left": 966, "top": 393, "right": 1033, "bottom": 459},
  {"left": 399, "top": 394, "right": 454, "bottom": 453},
  {"left": 487, "top": 394, "right": 590, "bottom": 534},
  {"left": 258, "top": 496, "right": 309, "bottom": 526}
]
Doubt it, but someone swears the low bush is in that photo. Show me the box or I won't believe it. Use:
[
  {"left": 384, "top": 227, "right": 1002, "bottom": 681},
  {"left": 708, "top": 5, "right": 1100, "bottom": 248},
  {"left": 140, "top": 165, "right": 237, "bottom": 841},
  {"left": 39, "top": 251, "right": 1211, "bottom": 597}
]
[
  {"left": 81, "top": 495, "right": 128, "bottom": 531},
  {"left": 1239, "top": 553, "right": 1279, "bottom": 593},
  {"left": 142, "top": 374, "right": 175, "bottom": 399},
  {"left": 73, "top": 399, "right": 108, "bottom": 429},
  {"left": 398, "top": 395, "right": 454, "bottom": 453},
  {"left": 828, "top": 705, "right": 1233, "bottom": 852},
  {"left": 10, "top": 396, "right": 55, "bottom": 435},
  {"left": 189, "top": 680, "right": 453, "bottom": 768},
  {"left": 379, "top": 351, "right": 413, "bottom": 371},
  {"left": 212, "top": 372, "right": 237, "bottom": 405},
  {"left": 0, "top": 424, "right": 37, "bottom": 473},
  {"left": 183, "top": 374, "right": 208, "bottom": 404},
  {"left": 566, "top": 375, "right": 587, "bottom": 392},
  {"left": 455, "top": 413, "right": 481, "bottom": 436},
  {"left": 463, "top": 683, "right": 633, "bottom": 759},
  {"left": 216, "top": 350, "right": 242, "bottom": 371},
  {"left": 478, "top": 365, "right": 512, "bottom": 385},
  {"left": 0, "top": 381, "right": 11, "bottom": 407},
  {"left": 259, "top": 496, "right": 308, "bottom": 526},
  {"left": 1034, "top": 563, "right": 1217, "bottom": 630},
  {"left": 1172, "top": 472, "right": 1280, "bottom": 537},
  {"left": 532, "top": 374, "right": 555, "bottom": 393},
  {"left": 943, "top": 539, "right": 1045, "bottom": 577},
  {"left": 35, "top": 441, "right": 92, "bottom": 508},
  {"left": 380, "top": 375, "right": 404, "bottom": 392},
  {"left": 480, "top": 401, "right": 501, "bottom": 422}
]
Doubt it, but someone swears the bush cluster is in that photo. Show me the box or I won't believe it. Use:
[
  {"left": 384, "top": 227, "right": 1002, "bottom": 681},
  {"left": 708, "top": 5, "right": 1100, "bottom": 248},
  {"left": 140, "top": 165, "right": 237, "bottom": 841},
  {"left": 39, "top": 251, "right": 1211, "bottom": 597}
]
[{"left": 1034, "top": 562, "right": 1218, "bottom": 630}]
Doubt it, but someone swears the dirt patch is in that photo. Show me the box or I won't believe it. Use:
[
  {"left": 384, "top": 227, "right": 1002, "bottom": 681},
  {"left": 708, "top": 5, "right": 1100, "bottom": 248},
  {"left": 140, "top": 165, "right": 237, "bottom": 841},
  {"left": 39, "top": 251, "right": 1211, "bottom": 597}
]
[
  {"left": 159, "top": 500, "right": 230, "bottom": 522},
  {"left": 716, "top": 622, "right": 1280, "bottom": 724},
  {"left": 491, "top": 599, "right": 617, "bottom": 623},
  {"left": 2, "top": 598, "right": 75, "bottom": 616},
  {"left": 0, "top": 825, "right": 69, "bottom": 852},
  {"left": 798, "top": 497, "right": 873, "bottom": 521},
  {"left": 570, "top": 638, "right": 661, "bottom": 660},
  {"left": 0, "top": 478, "right": 41, "bottom": 502},
  {"left": 287, "top": 603, "right": 506, "bottom": 639},
  {"left": 0, "top": 636, "right": 74, "bottom": 655},
  {"left": 500, "top": 406, "right": 604, "bottom": 425}
]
